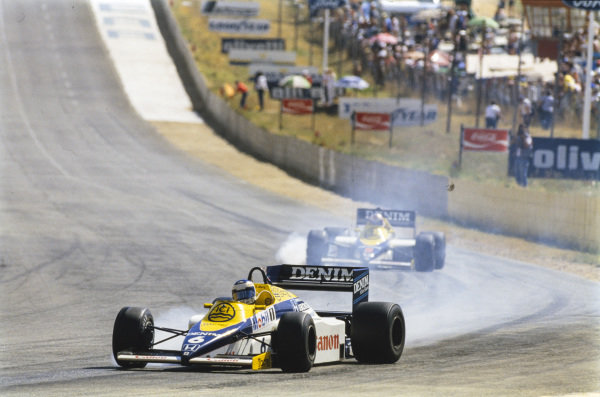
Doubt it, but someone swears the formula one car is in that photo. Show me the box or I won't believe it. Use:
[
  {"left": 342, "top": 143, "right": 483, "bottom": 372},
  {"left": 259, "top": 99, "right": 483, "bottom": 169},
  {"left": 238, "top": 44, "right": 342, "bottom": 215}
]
[
  {"left": 112, "top": 265, "right": 405, "bottom": 372},
  {"left": 306, "top": 208, "right": 445, "bottom": 271}
]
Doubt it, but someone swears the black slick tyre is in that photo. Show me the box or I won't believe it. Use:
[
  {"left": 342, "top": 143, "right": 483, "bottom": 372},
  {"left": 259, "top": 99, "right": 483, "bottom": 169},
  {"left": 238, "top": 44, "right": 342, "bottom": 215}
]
[
  {"left": 275, "top": 312, "right": 317, "bottom": 372},
  {"left": 429, "top": 231, "right": 446, "bottom": 269},
  {"left": 414, "top": 232, "right": 435, "bottom": 272},
  {"left": 351, "top": 302, "right": 405, "bottom": 364},
  {"left": 112, "top": 307, "right": 154, "bottom": 368},
  {"left": 306, "top": 229, "right": 327, "bottom": 266}
]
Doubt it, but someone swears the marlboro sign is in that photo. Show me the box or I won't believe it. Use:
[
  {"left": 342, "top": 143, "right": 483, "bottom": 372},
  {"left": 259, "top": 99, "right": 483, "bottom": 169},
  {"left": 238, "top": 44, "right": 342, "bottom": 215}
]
[
  {"left": 462, "top": 128, "right": 509, "bottom": 152},
  {"left": 282, "top": 99, "right": 313, "bottom": 114},
  {"left": 354, "top": 112, "right": 391, "bottom": 130}
]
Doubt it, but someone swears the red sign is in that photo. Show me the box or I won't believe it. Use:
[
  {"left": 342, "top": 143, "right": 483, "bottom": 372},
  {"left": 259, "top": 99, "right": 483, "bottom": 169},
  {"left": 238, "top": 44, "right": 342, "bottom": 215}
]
[
  {"left": 282, "top": 99, "right": 313, "bottom": 114},
  {"left": 354, "top": 112, "right": 390, "bottom": 131},
  {"left": 462, "top": 128, "right": 509, "bottom": 152}
]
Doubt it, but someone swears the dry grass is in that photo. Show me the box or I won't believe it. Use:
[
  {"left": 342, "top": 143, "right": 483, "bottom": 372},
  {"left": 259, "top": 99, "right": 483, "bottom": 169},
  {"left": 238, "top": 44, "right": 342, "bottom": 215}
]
[{"left": 171, "top": 0, "right": 599, "bottom": 196}]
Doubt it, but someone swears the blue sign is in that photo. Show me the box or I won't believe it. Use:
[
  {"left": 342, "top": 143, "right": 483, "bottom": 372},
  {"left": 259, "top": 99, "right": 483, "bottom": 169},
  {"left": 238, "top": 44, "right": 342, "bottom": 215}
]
[
  {"left": 509, "top": 138, "right": 600, "bottom": 180},
  {"left": 309, "top": 0, "right": 348, "bottom": 12},
  {"left": 562, "top": 0, "right": 600, "bottom": 10}
]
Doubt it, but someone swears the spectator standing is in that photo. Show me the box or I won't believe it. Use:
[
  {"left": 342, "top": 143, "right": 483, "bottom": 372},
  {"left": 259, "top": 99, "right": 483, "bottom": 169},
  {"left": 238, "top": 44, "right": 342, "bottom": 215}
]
[
  {"left": 322, "top": 68, "right": 337, "bottom": 106},
  {"left": 539, "top": 91, "right": 554, "bottom": 130},
  {"left": 485, "top": 100, "right": 501, "bottom": 128},
  {"left": 234, "top": 80, "right": 248, "bottom": 109},
  {"left": 254, "top": 71, "right": 268, "bottom": 111},
  {"left": 514, "top": 124, "right": 533, "bottom": 187},
  {"left": 519, "top": 96, "right": 533, "bottom": 127}
]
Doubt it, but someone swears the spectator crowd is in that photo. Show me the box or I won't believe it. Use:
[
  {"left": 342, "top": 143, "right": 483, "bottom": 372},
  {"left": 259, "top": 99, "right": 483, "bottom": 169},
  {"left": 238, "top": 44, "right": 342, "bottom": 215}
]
[{"left": 320, "top": 0, "right": 600, "bottom": 133}]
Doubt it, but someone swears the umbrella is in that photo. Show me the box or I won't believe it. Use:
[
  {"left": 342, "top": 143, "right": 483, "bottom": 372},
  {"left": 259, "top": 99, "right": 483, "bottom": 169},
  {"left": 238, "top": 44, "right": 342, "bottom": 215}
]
[
  {"left": 368, "top": 32, "right": 398, "bottom": 45},
  {"left": 334, "top": 75, "right": 369, "bottom": 90},
  {"left": 467, "top": 16, "right": 499, "bottom": 30},
  {"left": 278, "top": 75, "right": 311, "bottom": 88}
]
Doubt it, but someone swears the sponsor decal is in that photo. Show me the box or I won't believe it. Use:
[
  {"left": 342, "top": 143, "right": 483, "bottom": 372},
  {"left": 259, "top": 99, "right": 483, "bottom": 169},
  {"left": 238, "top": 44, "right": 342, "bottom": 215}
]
[
  {"left": 309, "top": 0, "right": 348, "bottom": 14},
  {"left": 462, "top": 128, "right": 509, "bottom": 152},
  {"left": 251, "top": 306, "right": 277, "bottom": 331},
  {"left": 295, "top": 301, "right": 310, "bottom": 312},
  {"left": 390, "top": 105, "right": 437, "bottom": 126},
  {"left": 512, "top": 137, "right": 600, "bottom": 180},
  {"left": 221, "top": 38, "right": 285, "bottom": 54},
  {"left": 562, "top": 0, "right": 600, "bottom": 10},
  {"left": 357, "top": 209, "right": 415, "bottom": 228},
  {"left": 228, "top": 49, "right": 296, "bottom": 65},
  {"left": 289, "top": 266, "right": 354, "bottom": 282},
  {"left": 201, "top": 1, "right": 260, "bottom": 17},
  {"left": 208, "top": 18, "right": 270, "bottom": 35},
  {"left": 339, "top": 97, "right": 420, "bottom": 119},
  {"left": 317, "top": 334, "right": 340, "bottom": 351},
  {"left": 183, "top": 344, "right": 201, "bottom": 352},
  {"left": 188, "top": 331, "right": 219, "bottom": 337},
  {"left": 353, "top": 274, "right": 369, "bottom": 296},
  {"left": 282, "top": 99, "right": 313, "bottom": 114},
  {"left": 271, "top": 86, "right": 321, "bottom": 100},
  {"left": 208, "top": 302, "right": 236, "bottom": 322},
  {"left": 353, "top": 112, "right": 390, "bottom": 131}
]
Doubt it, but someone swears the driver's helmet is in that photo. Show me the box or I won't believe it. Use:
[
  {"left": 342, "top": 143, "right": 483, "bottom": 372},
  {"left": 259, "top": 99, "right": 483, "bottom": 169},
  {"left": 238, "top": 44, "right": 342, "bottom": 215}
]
[
  {"left": 366, "top": 212, "right": 385, "bottom": 227},
  {"left": 232, "top": 279, "right": 256, "bottom": 304}
]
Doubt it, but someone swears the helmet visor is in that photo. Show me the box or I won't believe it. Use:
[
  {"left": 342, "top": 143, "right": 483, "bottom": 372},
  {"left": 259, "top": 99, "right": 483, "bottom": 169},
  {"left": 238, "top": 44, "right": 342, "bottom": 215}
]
[{"left": 233, "top": 287, "right": 255, "bottom": 301}]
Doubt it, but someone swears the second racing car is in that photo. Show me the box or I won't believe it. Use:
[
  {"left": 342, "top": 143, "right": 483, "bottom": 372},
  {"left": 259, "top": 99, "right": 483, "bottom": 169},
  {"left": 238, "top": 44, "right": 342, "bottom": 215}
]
[{"left": 306, "top": 208, "right": 445, "bottom": 271}]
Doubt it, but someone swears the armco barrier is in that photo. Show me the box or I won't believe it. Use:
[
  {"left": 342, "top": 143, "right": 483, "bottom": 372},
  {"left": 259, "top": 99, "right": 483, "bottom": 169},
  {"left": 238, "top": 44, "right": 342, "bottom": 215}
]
[
  {"left": 448, "top": 180, "right": 599, "bottom": 252},
  {"left": 150, "top": 0, "right": 598, "bottom": 252},
  {"left": 150, "top": 0, "right": 448, "bottom": 218}
]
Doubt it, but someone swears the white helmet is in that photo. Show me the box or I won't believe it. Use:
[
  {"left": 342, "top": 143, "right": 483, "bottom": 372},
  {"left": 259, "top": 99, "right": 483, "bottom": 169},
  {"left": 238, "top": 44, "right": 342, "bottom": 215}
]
[{"left": 232, "top": 279, "right": 256, "bottom": 304}]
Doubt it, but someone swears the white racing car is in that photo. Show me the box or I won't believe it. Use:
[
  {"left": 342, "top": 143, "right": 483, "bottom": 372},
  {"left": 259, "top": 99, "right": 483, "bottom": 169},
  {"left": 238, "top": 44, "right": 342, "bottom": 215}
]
[
  {"left": 112, "top": 265, "right": 405, "bottom": 372},
  {"left": 306, "top": 208, "right": 445, "bottom": 271}
]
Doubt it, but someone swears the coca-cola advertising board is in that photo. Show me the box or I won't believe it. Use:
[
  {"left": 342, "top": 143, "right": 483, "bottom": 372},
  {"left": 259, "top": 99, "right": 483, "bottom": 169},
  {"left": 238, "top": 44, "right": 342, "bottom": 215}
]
[
  {"left": 354, "top": 112, "right": 391, "bottom": 131},
  {"left": 462, "top": 128, "right": 509, "bottom": 152},
  {"left": 282, "top": 99, "right": 313, "bottom": 114}
]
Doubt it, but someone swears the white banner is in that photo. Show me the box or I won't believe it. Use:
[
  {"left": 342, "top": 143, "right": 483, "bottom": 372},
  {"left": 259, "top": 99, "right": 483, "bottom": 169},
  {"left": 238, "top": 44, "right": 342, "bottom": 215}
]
[
  {"left": 229, "top": 49, "right": 296, "bottom": 65},
  {"left": 338, "top": 97, "right": 420, "bottom": 119},
  {"left": 208, "top": 18, "right": 270, "bottom": 35},
  {"left": 201, "top": 1, "right": 259, "bottom": 17}
]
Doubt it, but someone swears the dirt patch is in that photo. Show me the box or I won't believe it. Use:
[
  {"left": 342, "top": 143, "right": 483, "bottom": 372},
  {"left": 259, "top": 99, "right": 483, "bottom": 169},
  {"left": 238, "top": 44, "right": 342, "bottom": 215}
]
[{"left": 152, "top": 121, "right": 599, "bottom": 282}]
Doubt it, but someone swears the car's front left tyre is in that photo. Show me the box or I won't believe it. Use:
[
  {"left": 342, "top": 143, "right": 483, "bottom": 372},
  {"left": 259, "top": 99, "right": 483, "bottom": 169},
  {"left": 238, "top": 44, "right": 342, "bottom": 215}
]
[
  {"left": 274, "top": 312, "right": 317, "bottom": 372},
  {"left": 112, "top": 306, "right": 154, "bottom": 368}
]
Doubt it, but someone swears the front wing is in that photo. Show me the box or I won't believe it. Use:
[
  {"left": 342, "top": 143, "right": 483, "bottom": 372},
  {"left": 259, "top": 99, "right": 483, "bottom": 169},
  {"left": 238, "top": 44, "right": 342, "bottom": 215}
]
[{"left": 116, "top": 349, "right": 272, "bottom": 370}]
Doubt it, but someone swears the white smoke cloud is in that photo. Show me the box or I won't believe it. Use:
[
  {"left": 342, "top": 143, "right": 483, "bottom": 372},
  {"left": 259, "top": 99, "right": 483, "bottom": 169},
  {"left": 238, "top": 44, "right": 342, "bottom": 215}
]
[{"left": 275, "top": 232, "right": 307, "bottom": 265}]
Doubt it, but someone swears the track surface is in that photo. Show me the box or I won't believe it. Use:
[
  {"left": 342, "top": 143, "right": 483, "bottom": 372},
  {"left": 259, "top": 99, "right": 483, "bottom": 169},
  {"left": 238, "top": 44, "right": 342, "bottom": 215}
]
[{"left": 1, "top": 1, "right": 598, "bottom": 396}]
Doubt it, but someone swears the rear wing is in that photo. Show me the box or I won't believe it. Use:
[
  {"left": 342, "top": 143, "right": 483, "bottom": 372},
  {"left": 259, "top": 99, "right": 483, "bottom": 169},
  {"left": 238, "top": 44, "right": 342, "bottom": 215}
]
[
  {"left": 266, "top": 265, "right": 369, "bottom": 309},
  {"left": 356, "top": 208, "right": 416, "bottom": 228}
]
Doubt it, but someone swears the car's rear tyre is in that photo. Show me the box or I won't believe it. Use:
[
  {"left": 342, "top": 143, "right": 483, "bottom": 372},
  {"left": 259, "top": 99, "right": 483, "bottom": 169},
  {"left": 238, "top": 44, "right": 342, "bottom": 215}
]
[
  {"left": 112, "top": 307, "right": 154, "bottom": 368},
  {"left": 274, "top": 312, "right": 317, "bottom": 372},
  {"left": 428, "top": 231, "right": 446, "bottom": 269},
  {"left": 414, "top": 233, "right": 435, "bottom": 272},
  {"left": 351, "top": 302, "right": 405, "bottom": 364},
  {"left": 306, "top": 229, "right": 327, "bottom": 266}
]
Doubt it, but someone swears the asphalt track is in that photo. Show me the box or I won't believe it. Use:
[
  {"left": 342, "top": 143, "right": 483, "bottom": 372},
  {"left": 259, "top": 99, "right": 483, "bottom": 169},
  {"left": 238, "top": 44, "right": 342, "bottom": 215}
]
[{"left": 0, "top": 1, "right": 598, "bottom": 396}]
